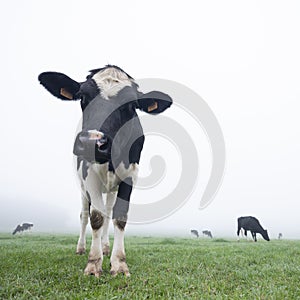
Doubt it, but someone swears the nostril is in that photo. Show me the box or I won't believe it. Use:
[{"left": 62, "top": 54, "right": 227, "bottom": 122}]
[
  {"left": 96, "top": 136, "right": 108, "bottom": 148},
  {"left": 100, "top": 136, "right": 108, "bottom": 144}
]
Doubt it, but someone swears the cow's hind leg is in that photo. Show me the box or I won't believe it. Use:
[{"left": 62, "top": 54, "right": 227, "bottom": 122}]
[
  {"left": 76, "top": 194, "right": 89, "bottom": 255},
  {"left": 110, "top": 179, "right": 132, "bottom": 277},
  {"left": 101, "top": 192, "right": 117, "bottom": 256},
  {"left": 84, "top": 174, "right": 105, "bottom": 277}
]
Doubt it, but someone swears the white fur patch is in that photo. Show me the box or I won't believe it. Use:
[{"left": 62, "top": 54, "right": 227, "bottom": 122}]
[
  {"left": 87, "top": 130, "right": 104, "bottom": 140},
  {"left": 92, "top": 67, "right": 133, "bottom": 100},
  {"left": 78, "top": 161, "right": 139, "bottom": 194},
  {"left": 92, "top": 162, "right": 138, "bottom": 192}
]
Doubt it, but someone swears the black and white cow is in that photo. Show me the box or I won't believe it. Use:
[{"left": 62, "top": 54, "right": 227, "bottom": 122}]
[
  {"left": 191, "top": 229, "right": 199, "bottom": 238},
  {"left": 237, "top": 216, "right": 270, "bottom": 242},
  {"left": 12, "top": 223, "right": 33, "bottom": 235},
  {"left": 202, "top": 230, "right": 213, "bottom": 238},
  {"left": 38, "top": 65, "right": 172, "bottom": 277}
]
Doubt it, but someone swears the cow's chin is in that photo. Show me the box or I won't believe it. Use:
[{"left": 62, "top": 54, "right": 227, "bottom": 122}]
[
  {"left": 94, "top": 146, "right": 111, "bottom": 163},
  {"left": 74, "top": 143, "right": 111, "bottom": 163},
  {"left": 76, "top": 152, "right": 111, "bottom": 164}
]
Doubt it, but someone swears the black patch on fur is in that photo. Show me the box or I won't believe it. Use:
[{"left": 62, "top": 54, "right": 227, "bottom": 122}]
[
  {"left": 76, "top": 156, "right": 81, "bottom": 171},
  {"left": 77, "top": 79, "right": 100, "bottom": 111},
  {"left": 113, "top": 178, "right": 133, "bottom": 220},
  {"left": 108, "top": 161, "right": 115, "bottom": 172},
  {"left": 86, "top": 191, "right": 91, "bottom": 203},
  {"left": 82, "top": 159, "right": 89, "bottom": 180},
  {"left": 90, "top": 210, "right": 104, "bottom": 230},
  {"left": 129, "top": 135, "right": 145, "bottom": 166},
  {"left": 86, "top": 191, "right": 91, "bottom": 215},
  {"left": 116, "top": 220, "right": 127, "bottom": 231},
  {"left": 76, "top": 157, "right": 89, "bottom": 180}
]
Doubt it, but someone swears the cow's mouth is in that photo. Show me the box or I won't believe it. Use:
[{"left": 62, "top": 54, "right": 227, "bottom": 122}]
[{"left": 73, "top": 130, "right": 110, "bottom": 161}]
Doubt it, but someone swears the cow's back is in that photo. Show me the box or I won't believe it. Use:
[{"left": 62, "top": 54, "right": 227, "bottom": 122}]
[{"left": 238, "top": 216, "right": 261, "bottom": 231}]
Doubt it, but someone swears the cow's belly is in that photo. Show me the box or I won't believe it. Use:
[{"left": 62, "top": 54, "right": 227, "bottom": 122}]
[{"left": 78, "top": 161, "right": 139, "bottom": 193}]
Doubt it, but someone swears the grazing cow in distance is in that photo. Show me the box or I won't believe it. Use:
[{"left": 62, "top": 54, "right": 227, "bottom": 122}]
[
  {"left": 237, "top": 216, "right": 270, "bottom": 242},
  {"left": 12, "top": 223, "right": 33, "bottom": 235},
  {"left": 191, "top": 229, "right": 199, "bottom": 238},
  {"left": 38, "top": 65, "right": 172, "bottom": 277},
  {"left": 278, "top": 233, "right": 283, "bottom": 240},
  {"left": 202, "top": 230, "right": 213, "bottom": 238}
]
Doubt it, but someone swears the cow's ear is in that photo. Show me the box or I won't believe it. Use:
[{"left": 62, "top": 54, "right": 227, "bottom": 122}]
[
  {"left": 38, "top": 72, "right": 80, "bottom": 100},
  {"left": 137, "top": 91, "right": 173, "bottom": 114}
]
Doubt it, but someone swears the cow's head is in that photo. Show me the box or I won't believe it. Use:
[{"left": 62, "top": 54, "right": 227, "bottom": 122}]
[
  {"left": 262, "top": 229, "right": 270, "bottom": 241},
  {"left": 38, "top": 65, "right": 172, "bottom": 163}
]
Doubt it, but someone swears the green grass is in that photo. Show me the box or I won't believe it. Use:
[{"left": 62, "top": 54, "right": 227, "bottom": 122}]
[{"left": 0, "top": 234, "right": 300, "bottom": 299}]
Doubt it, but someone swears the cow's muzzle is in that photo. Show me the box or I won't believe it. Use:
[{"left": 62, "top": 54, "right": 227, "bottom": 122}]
[{"left": 73, "top": 130, "right": 110, "bottom": 161}]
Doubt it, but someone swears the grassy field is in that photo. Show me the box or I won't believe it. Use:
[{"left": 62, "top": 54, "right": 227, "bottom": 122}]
[{"left": 0, "top": 234, "right": 300, "bottom": 299}]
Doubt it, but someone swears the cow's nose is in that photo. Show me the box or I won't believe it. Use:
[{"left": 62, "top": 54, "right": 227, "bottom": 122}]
[
  {"left": 87, "top": 130, "right": 105, "bottom": 141},
  {"left": 73, "top": 130, "right": 110, "bottom": 161},
  {"left": 97, "top": 136, "right": 108, "bottom": 148},
  {"left": 78, "top": 132, "right": 90, "bottom": 143}
]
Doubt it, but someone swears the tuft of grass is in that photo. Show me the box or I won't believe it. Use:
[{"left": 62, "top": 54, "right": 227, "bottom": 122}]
[
  {"left": 0, "top": 234, "right": 300, "bottom": 299},
  {"left": 212, "top": 238, "right": 230, "bottom": 243},
  {"left": 159, "top": 238, "right": 177, "bottom": 245}
]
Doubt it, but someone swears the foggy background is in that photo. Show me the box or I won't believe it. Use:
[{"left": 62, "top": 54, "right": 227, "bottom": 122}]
[{"left": 1, "top": 1, "right": 300, "bottom": 239}]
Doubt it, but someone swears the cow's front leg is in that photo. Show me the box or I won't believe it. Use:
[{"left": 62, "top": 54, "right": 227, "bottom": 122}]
[
  {"left": 84, "top": 207, "right": 104, "bottom": 277},
  {"left": 101, "top": 192, "right": 117, "bottom": 256},
  {"left": 252, "top": 231, "right": 257, "bottom": 242},
  {"left": 76, "top": 194, "right": 89, "bottom": 255},
  {"left": 110, "top": 179, "right": 132, "bottom": 277},
  {"left": 237, "top": 226, "right": 242, "bottom": 241}
]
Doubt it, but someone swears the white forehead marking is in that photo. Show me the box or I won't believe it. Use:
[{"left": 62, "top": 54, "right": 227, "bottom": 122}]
[{"left": 92, "top": 67, "right": 133, "bottom": 100}]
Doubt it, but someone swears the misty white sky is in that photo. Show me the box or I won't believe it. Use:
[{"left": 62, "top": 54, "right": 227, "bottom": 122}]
[{"left": 1, "top": 1, "right": 300, "bottom": 239}]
